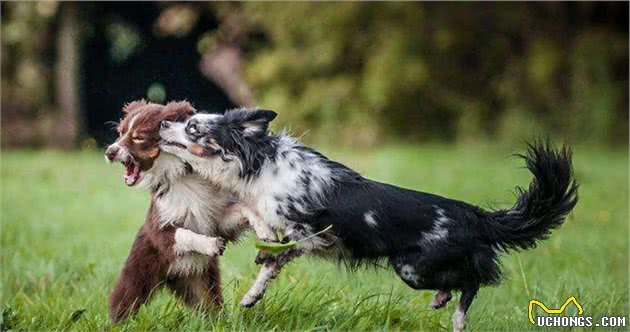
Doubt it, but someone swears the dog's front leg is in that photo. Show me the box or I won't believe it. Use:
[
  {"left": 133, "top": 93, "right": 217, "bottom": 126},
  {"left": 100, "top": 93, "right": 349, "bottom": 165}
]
[
  {"left": 240, "top": 248, "right": 303, "bottom": 307},
  {"left": 222, "top": 203, "right": 276, "bottom": 264},
  {"left": 236, "top": 204, "right": 279, "bottom": 243},
  {"left": 173, "top": 228, "right": 225, "bottom": 257}
]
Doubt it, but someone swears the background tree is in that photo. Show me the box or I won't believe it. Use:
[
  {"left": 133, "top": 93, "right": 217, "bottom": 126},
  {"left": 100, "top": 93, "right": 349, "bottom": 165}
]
[
  {"left": 241, "top": 2, "right": 628, "bottom": 146},
  {"left": 1, "top": 2, "right": 627, "bottom": 148}
]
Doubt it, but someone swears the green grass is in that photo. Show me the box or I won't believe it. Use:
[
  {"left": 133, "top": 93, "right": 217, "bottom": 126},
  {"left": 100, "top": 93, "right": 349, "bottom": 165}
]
[{"left": 1, "top": 145, "right": 628, "bottom": 331}]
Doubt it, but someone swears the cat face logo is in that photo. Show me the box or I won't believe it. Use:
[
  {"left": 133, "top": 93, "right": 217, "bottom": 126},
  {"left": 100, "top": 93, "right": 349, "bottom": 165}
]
[{"left": 528, "top": 296, "right": 584, "bottom": 325}]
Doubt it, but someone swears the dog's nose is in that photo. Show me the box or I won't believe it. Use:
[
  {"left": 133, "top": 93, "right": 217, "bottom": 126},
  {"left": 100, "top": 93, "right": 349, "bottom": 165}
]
[
  {"left": 160, "top": 121, "right": 172, "bottom": 129},
  {"left": 105, "top": 145, "right": 119, "bottom": 162}
]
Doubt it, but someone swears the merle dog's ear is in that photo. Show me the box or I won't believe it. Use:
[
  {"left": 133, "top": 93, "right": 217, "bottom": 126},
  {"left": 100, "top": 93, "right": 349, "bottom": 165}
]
[{"left": 241, "top": 109, "right": 277, "bottom": 136}]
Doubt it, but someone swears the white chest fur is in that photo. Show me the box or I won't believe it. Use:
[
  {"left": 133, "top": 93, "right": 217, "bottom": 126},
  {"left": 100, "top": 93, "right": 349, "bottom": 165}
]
[
  {"left": 154, "top": 173, "right": 246, "bottom": 277},
  {"left": 155, "top": 175, "right": 223, "bottom": 235}
]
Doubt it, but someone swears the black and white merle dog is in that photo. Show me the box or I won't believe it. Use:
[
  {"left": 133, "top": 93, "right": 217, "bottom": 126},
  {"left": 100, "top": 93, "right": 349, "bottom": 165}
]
[{"left": 159, "top": 109, "right": 578, "bottom": 332}]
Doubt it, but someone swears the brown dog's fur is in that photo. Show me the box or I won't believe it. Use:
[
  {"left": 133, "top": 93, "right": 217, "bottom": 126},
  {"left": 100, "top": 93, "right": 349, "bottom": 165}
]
[
  {"left": 109, "top": 200, "right": 222, "bottom": 322},
  {"left": 108, "top": 101, "right": 223, "bottom": 322}
]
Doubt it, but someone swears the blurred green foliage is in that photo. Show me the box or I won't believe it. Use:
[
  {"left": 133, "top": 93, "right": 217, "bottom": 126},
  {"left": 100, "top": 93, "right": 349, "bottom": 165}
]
[
  {"left": 1, "top": 2, "right": 627, "bottom": 147},
  {"left": 1, "top": 1, "right": 58, "bottom": 114},
  {"left": 241, "top": 3, "right": 628, "bottom": 146}
]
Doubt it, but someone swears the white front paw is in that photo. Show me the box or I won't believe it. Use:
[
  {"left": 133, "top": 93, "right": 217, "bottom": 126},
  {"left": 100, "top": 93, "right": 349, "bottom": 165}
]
[
  {"left": 257, "top": 226, "right": 279, "bottom": 243},
  {"left": 204, "top": 237, "right": 225, "bottom": 257},
  {"left": 240, "top": 292, "right": 262, "bottom": 308}
]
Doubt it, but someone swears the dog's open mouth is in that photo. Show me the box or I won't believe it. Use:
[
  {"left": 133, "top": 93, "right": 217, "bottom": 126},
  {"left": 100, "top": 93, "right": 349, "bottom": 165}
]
[
  {"left": 122, "top": 160, "right": 142, "bottom": 186},
  {"left": 161, "top": 140, "right": 187, "bottom": 149}
]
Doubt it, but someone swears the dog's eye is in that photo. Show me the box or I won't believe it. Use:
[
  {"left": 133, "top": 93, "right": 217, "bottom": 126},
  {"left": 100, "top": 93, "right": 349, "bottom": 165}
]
[
  {"left": 131, "top": 133, "right": 146, "bottom": 144},
  {"left": 187, "top": 124, "right": 198, "bottom": 135}
]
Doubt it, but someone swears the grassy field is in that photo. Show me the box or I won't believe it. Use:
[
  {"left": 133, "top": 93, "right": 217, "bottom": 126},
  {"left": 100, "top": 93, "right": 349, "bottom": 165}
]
[{"left": 1, "top": 145, "right": 628, "bottom": 331}]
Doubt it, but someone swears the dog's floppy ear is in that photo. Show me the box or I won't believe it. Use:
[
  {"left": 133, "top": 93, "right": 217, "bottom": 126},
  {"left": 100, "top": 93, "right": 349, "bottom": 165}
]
[
  {"left": 162, "top": 100, "right": 197, "bottom": 122},
  {"left": 241, "top": 109, "right": 277, "bottom": 136},
  {"left": 122, "top": 99, "right": 147, "bottom": 113}
]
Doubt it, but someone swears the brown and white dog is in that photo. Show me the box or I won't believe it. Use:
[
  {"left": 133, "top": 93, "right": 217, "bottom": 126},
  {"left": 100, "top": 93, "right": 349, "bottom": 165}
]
[{"left": 105, "top": 100, "right": 272, "bottom": 322}]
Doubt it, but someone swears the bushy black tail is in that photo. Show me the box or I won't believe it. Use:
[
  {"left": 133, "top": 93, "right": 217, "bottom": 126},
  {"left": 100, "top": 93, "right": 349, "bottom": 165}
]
[{"left": 484, "top": 141, "right": 578, "bottom": 252}]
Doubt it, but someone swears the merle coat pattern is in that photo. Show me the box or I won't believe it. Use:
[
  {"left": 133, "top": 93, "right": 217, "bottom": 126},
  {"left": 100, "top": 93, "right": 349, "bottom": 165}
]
[{"left": 159, "top": 109, "right": 578, "bottom": 332}]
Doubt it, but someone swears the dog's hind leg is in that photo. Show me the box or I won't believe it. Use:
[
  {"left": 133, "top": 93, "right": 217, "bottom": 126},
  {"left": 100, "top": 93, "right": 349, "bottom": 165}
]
[
  {"left": 240, "top": 248, "right": 303, "bottom": 308},
  {"left": 201, "top": 257, "right": 224, "bottom": 306},
  {"left": 110, "top": 227, "right": 166, "bottom": 323},
  {"left": 452, "top": 285, "right": 479, "bottom": 332},
  {"left": 390, "top": 252, "right": 457, "bottom": 311},
  {"left": 430, "top": 290, "right": 453, "bottom": 309},
  {"left": 167, "top": 256, "right": 223, "bottom": 308}
]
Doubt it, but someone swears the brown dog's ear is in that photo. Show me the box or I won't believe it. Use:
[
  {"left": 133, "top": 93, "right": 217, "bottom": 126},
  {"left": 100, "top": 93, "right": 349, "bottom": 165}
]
[
  {"left": 122, "top": 99, "right": 148, "bottom": 113},
  {"left": 162, "top": 100, "right": 197, "bottom": 122}
]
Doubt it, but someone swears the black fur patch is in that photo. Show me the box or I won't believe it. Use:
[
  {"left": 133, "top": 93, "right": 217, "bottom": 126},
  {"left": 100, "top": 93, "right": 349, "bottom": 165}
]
[{"left": 183, "top": 162, "right": 194, "bottom": 175}]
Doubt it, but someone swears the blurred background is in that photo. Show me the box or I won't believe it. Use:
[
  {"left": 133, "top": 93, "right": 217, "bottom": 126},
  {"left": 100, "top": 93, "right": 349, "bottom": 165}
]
[
  {"left": 1, "top": 2, "right": 628, "bottom": 148},
  {"left": 2, "top": 3, "right": 628, "bottom": 330}
]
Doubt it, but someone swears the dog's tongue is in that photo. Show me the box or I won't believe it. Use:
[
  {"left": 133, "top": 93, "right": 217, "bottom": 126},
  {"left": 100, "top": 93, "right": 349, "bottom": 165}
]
[{"left": 124, "top": 163, "right": 141, "bottom": 186}]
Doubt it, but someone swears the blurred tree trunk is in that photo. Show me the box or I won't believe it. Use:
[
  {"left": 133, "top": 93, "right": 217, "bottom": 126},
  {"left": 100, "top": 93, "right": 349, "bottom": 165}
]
[
  {"left": 199, "top": 3, "right": 254, "bottom": 107},
  {"left": 200, "top": 45, "right": 254, "bottom": 107},
  {"left": 53, "top": 3, "right": 82, "bottom": 149}
]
